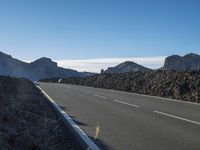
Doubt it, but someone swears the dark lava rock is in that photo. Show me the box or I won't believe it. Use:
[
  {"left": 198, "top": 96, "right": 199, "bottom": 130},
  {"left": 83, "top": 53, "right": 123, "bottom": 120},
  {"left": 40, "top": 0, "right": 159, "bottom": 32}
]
[
  {"left": 0, "top": 76, "right": 75, "bottom": 150},
  {"left": 42, "top": 70, "right": 200, "bottom": 103}
]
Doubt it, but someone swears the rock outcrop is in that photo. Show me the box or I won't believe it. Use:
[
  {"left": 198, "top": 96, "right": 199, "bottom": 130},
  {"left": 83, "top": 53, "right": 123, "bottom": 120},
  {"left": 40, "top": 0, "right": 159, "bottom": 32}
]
[{"left": 163, "top": 53, "right": 200, "bottom": 70}]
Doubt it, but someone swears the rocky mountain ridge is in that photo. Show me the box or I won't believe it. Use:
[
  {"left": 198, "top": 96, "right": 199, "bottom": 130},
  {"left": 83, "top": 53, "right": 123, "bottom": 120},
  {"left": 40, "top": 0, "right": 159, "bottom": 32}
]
[
  {"left": 0, "top": 51, "right": 94, "bottom": 81},
  {"left": 163, "top": 53, "right": 200, "bottom": 70},
  {"left": 101, "top": 53, "right": 200, "bottom": 74}
]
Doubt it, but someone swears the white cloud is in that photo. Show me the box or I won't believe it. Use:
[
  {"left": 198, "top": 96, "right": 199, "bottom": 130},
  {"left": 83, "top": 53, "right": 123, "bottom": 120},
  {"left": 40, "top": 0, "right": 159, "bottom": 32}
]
[{"left": 55, "top": 56, "right": 166, "bottom": 73}]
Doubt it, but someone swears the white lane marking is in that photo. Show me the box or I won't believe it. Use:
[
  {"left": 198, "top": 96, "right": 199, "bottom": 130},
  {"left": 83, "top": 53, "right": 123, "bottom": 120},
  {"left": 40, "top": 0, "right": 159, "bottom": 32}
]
[
  {"left": 108, "top": 89, "right": 200, "bottom": 106},
  {"left": 113, "top": 99, "right": 139, "bottom": 108},
  {"left": 37, "top": 86, "right": 100, "bottom": 150},
  {"left": 154, "top": 110, "right": 200, "bottom": 126},
  {"left": 94, "top": 95, "right": 107, "bottom": 99}
]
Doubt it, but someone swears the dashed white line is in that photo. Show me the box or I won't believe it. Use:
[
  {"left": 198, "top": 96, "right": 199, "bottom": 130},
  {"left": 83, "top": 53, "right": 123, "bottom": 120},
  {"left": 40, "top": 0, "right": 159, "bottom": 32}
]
[
  {"left": 113, "top": 99, "right": 139, "bottom": 108},
  {"left": 108, "top": 89, "right": 200, "bottom": 106},
  {"left": 94, "top": 95, "right": 107, "bottom": 99},
  {"left": 154, "top": 110, "right": 200, "bottom": 126},
  {"left": 94, "top": 94, "right": 140, "bottom": 108}
]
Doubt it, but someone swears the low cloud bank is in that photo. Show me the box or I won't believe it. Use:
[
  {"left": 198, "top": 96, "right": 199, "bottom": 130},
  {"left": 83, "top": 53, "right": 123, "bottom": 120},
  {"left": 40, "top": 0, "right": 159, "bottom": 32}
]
[{"left": 56, "top": 56, "right": 166, "bottom": 73}]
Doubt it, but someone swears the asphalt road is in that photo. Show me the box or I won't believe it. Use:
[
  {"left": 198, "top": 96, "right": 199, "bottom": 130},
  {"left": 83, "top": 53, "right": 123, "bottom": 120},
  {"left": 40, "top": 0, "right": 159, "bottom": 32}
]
[{"left": 38, "top": 82, "right": 200, "bottom": 150}]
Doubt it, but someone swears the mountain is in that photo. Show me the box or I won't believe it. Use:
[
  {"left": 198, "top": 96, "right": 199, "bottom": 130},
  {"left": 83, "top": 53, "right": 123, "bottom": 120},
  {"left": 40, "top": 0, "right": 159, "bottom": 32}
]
[
  {"left": 0, "top": 51, "right": 94, "bottom": 81},
  {"left": 163, "top": 53, "right": 200, "bottom": 70},
  {"left": 101, "top": 61, "right": 152, "bottom": 73}
]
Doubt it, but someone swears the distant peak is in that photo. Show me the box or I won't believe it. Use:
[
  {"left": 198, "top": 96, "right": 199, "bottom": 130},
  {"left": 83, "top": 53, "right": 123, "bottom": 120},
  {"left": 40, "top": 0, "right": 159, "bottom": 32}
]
[
  {"left": 166, "top": 55, "right": 181, "bottom": 59},
  {"left": 102, "top": 60, "right": 151, "bottom": 73},
  {"left": 184, "top": 53, "right": 199, "bottom": 57},
  {"left": 116, "top": 61, "right": 142, "bottom": 68},
  {"left": 122, "top": 61, "right": 136, "bottom": 64},
  {"left": 117, "top": 61, "right": 137, "bottom": 66},
  {"left": 163, "top": 52, "right": 200, "bottom": 70},
  {"left": 35, "top": 57, "right": 52, "bottom": 62},
  {"left": 31, "top": 57, "right": 57, "bottom": 67}
]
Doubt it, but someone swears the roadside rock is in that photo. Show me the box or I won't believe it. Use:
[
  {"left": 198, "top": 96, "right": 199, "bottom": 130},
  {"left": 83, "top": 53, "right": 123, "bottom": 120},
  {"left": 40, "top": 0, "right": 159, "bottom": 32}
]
[
  {"left": 0, "top": 76, "right": 75, "bottom": 150},
  {"left": 40, "top": 70, "right": 200, "bottom": 103}
]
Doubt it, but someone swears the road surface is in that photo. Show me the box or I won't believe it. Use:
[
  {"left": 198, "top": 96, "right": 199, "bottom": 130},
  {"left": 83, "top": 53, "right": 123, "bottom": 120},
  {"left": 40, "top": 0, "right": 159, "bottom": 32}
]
[{"left": 38, "top": 82, "right": 200, "bottom": 150}]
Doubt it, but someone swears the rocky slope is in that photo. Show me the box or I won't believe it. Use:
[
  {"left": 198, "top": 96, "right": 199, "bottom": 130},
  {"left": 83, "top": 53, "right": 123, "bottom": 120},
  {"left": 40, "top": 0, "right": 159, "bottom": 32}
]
[
  {"left": 163, "top": 53, "right": 200, "bottom": 70},
  {"left": 40, "top": 70, "right": 200, "bottom": 103},
  {"left": 101, "top": 61, "right": 152, "bottom": 73},
  {"left": 0, "top": 51, "right": 94, "bottom": 81},
  {"left": 0, "top": 76, "right": 77, "bottom": 150}
]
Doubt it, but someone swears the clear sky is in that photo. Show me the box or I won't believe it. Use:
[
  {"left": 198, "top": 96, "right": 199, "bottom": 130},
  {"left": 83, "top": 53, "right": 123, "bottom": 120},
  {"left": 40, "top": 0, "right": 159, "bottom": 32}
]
[{"left": 0, "top": 0, "right": 200, "bottom": 72}]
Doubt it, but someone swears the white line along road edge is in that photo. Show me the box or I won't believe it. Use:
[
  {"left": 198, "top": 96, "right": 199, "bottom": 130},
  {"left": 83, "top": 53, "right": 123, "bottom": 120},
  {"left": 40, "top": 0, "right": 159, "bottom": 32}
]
[
  {"left": 37, "top": 86, "right": 100, "bottom": 150},
  {"left": 154, "top": 110, "right": 200, "bottom": 126}
]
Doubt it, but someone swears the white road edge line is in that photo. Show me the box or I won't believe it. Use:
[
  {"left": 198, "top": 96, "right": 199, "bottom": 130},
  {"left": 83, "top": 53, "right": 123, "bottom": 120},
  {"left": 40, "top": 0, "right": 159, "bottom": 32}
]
[
  {"left": 37, "top": 86, "right": 100, "bottom": 150},
  {"left": 94, "top": 94, "right": 107, "bottom": 99},
  {"left": 113, "top": 99, "right": 139, "bottom": 108},
  {"left": 154, "top": 110, "right": 200, "bottom": 126}
]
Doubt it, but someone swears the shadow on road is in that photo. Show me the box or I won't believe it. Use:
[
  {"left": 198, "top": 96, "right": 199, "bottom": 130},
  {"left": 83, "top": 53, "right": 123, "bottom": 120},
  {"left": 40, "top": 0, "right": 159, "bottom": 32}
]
[
  {"left": 73, "top": 119, "right": 89, "bottom": 126},
  {"left": 89, "top": 136, "right": 112, "bottom": 150},
  {"left": 58, "top": 106, "right": 111, "bottom": 149},
  {"left": 69, "top": 115, "right": 89, "bottom": 126},
  {"left": 59, "top": 105, "right": 67, "bottom": 111}
]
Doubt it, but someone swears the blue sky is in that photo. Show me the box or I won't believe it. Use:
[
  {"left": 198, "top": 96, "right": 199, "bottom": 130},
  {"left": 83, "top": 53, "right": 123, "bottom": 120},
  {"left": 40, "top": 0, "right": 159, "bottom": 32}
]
[{"left": 0, "top": 0, "right": 200, "bottom": 70}]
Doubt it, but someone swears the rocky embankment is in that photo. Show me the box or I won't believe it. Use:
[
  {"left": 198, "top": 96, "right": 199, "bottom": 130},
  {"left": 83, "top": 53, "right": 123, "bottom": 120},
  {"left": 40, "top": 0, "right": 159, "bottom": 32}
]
[
  {"left": 40, "top": 70, "right": 200, "bottom": 103},
  {"left": 0, "top": 76, "right": 76, "bottom": 150}
]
